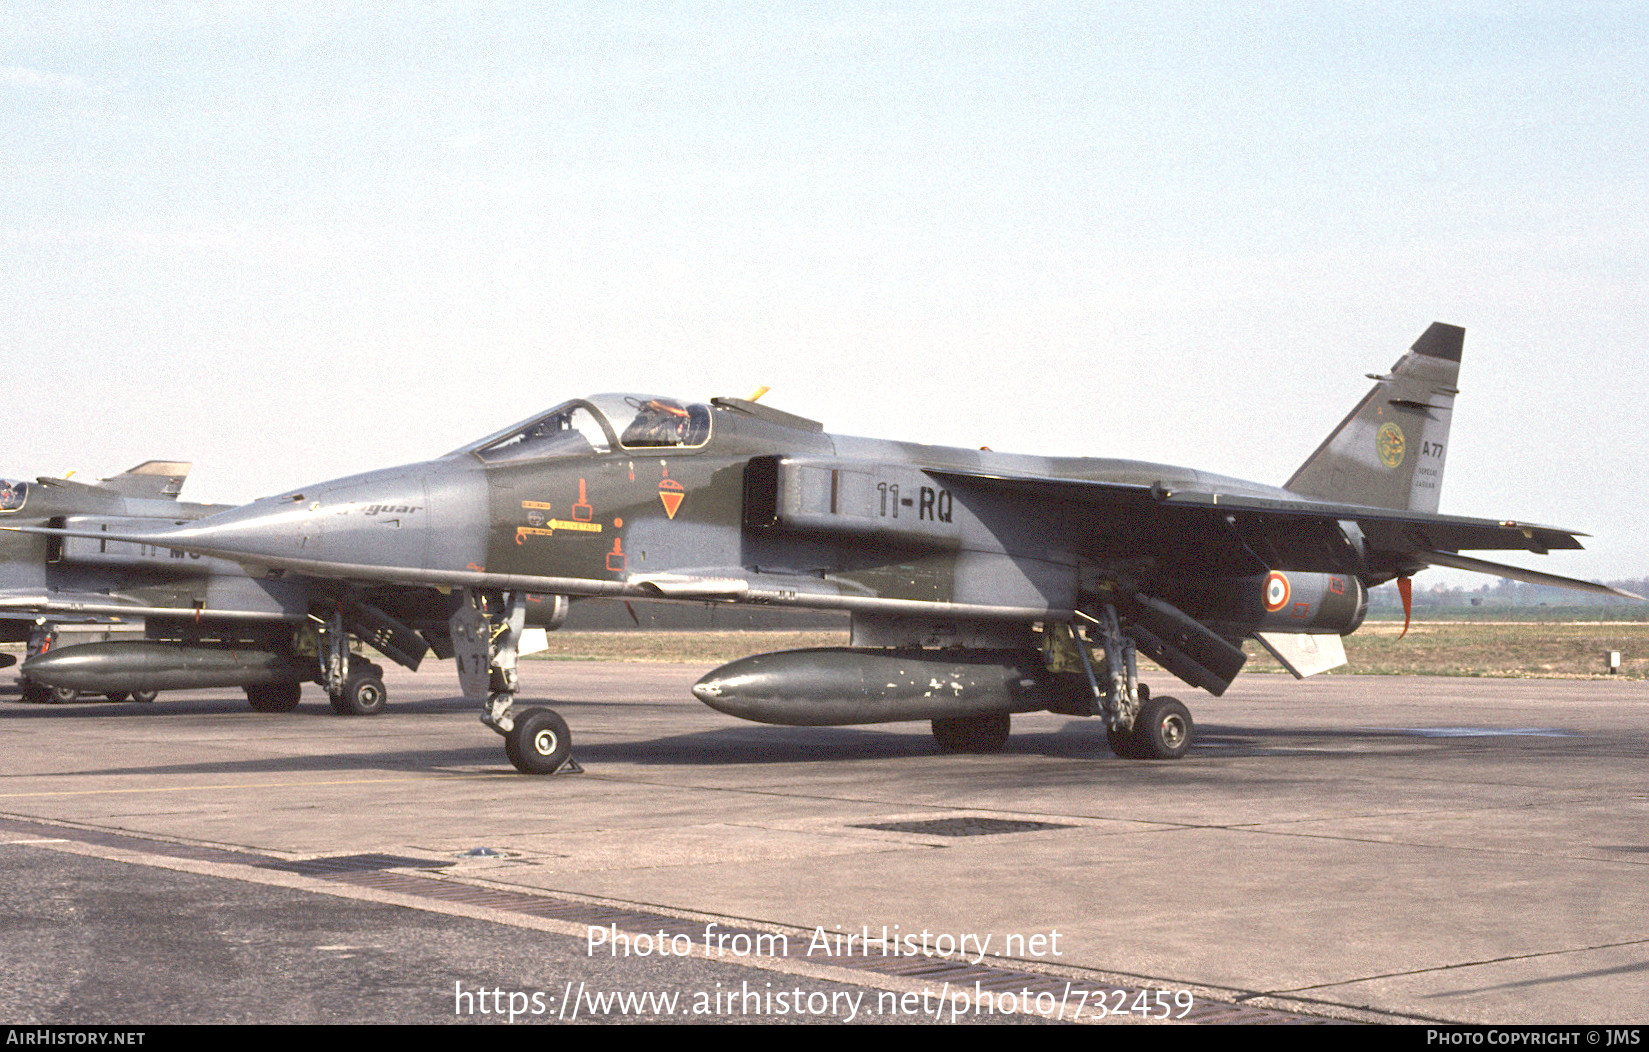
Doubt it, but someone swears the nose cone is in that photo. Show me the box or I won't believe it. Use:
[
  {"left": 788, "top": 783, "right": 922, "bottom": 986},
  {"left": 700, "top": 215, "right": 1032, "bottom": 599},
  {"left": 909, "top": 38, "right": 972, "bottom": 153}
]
[{"left": 161, "top": 458, "right": 482, "bottom": 573}]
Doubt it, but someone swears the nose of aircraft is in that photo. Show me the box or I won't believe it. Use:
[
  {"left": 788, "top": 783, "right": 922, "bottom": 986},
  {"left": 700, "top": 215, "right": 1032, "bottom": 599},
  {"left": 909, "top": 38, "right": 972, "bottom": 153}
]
[{"left": 157, "top": 458, "right": 483, "bottom": 573}]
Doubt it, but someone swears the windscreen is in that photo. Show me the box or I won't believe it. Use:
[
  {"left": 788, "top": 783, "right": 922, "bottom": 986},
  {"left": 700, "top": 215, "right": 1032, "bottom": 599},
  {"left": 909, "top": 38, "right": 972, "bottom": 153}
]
[{"left": 470, "top": 403, "right": 614, "bottom": 464}]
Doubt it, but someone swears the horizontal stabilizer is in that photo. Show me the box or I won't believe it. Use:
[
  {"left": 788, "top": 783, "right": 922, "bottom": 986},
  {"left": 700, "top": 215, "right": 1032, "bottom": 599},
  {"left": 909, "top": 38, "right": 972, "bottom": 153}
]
[
  {"left": 1254, "top": 632, "right": 1348, "bottom": 678},
  {"left": 1419, "top": 551, "right": 1643, "bottom": 600}
]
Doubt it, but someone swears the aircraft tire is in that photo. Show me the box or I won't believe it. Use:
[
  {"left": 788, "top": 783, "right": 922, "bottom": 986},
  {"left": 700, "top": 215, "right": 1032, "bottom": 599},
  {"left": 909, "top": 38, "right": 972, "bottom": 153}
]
[
  {"left": 507, "top": 707, "right": 572, "bottom": 775},
  {"left": 1106, "top": 724, "right": 1141, "bottom": 759},
  {"left": 50, "top": 686, "right": 79, "bottom": 704},
  {"left": 931, "top": 713, "right": 1011, "bottom": 753},
  {"left": 105, "top": 692, "right": 130, "bottom": 703},
  {"left": 247, "top": 682, "right": 303, "bottom": 713},
  {"left": 1132, "top": 696, "right": 1193, "bottom": 759},
  {"left": 19, "top": 682, "right": 52, "bottom": 705},
  {"left": 132, "top": 690, "right": 159, "bottom": 703},
  {"left": 330, "top": 670, "right": 387, "bottom": 716}
]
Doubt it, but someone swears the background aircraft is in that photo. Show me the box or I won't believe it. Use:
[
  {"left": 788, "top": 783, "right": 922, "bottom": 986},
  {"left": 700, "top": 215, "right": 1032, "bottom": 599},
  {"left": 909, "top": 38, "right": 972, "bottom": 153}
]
[
  {"left": 0, "top": 460, "right": 472, "bottom": 712},
  {"left": 1, "top": 461, "right": 234, "bottom": 703},
  {"left": 15, "top": 324, "right": 1635, "bottom": 770}
]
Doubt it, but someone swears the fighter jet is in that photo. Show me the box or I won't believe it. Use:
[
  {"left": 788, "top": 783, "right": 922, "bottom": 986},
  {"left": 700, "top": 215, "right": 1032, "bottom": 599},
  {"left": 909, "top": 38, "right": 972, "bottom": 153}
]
[
  {"left": 14, "top": 324, "right": 1635, "bottom": 771},
  {"left": 1, "top": 461, "right": 227, "bottom": 702},
  {"left": 0, "top": 460, "right": 444, "bottom": 712}
]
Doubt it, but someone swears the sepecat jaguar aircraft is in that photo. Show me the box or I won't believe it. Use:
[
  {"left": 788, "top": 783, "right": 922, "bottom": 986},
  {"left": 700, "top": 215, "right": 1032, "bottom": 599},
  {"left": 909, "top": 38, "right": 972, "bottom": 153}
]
[{"left": 14, "top": 323, "right": 1636, "bottom": 772}]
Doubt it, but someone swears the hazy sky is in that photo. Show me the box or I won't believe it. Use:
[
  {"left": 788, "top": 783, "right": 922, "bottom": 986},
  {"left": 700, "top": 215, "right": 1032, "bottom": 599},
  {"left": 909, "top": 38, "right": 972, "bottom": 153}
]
[{"left": 5, "top": 2, "right": 1645, "bottom": 585}]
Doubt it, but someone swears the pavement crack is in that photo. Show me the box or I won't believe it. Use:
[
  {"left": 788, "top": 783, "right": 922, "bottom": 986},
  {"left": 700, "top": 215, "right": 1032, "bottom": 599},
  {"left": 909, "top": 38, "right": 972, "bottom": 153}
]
[{"left": 1266, "top": 937, "right": 1649, "bottom": 996}]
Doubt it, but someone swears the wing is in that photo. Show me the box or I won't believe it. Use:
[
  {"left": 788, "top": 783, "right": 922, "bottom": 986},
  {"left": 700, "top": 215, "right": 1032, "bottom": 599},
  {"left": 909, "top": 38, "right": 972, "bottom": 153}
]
[{"left": 926, "top": 468, "right": 1636, "bottom": 599}]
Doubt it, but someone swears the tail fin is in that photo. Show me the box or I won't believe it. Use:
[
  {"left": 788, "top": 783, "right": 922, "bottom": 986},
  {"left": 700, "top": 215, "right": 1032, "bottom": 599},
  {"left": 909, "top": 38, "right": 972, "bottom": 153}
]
[
  {"left": 1285, "top": 323, "right": 1463, "bottom": 513},
  {"left": 97, "top": 461, "right": 191, "bottom": 500}
]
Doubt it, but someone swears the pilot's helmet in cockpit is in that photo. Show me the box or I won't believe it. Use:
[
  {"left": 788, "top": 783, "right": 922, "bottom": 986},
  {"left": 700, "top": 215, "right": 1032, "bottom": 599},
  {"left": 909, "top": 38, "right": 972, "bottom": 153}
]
[{"left": 622, "top": 398, "right": 694, "bottom": 447}]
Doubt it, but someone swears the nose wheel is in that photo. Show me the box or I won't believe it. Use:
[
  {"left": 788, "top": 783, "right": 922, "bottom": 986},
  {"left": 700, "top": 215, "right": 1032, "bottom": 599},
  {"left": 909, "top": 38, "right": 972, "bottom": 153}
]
[{"left": 504, "top": 707, "right": 579, "bottom": 775}]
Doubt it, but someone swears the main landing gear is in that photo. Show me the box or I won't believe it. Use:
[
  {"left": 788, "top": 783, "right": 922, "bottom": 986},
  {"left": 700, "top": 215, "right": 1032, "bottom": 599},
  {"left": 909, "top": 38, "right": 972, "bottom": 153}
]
[
  {"left": 923, "top": 607, "right": 1197, "bottom": 761},
  {"left": 330, "top": 656, "right": 387, "bottom": 716},
  {"left": 311, "top": 614, "right": 389, "bottom": 716},
  {"left": 1072, "top": 606, "right": 1195, "bottom": 761},
  {"left": 1104, "top": 690, "right": 1193, "bottom": 760},
  {"left": 100, "top": 690, "right": 159, "bottom": 702},
  {"left": 456, "top": 589, "right": 581, "bottom": 776},
  {"left": 16, "top": 682, "right": 159, "bottom": 705}
]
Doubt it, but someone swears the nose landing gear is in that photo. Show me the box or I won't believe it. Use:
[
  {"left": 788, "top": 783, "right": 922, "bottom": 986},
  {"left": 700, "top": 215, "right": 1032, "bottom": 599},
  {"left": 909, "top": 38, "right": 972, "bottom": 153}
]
[{"left": 456, "top": 589, "right": 581, "bottom": 775}]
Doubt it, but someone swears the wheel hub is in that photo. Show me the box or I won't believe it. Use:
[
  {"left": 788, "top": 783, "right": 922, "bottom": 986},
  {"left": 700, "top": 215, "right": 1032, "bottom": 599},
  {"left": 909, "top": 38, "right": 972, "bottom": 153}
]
[{"left": 1160, "top": 714, "right": 1187, "bottom": 748}]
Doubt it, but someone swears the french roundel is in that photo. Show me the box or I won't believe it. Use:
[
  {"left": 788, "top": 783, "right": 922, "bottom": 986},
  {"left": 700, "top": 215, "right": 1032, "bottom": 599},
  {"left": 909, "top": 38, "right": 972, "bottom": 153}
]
[{"left": 1263, "top": 571, "right": 1291, "bottom": 612}]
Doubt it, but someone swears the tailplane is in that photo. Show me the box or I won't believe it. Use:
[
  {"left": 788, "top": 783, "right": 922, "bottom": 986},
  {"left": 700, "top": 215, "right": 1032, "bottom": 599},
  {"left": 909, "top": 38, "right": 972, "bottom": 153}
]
[{"left": 1285, "top": 323, "right": 1462, "bottom": 513}]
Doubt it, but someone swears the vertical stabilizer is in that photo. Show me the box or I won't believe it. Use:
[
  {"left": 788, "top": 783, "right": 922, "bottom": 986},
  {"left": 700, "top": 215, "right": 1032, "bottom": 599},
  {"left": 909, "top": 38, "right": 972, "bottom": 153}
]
[
  {"left": 98, "top": 461, "right": 192, "bottom": 500},
  {"left": 1285, "top": 323, "right": 1462, "bottom": 513}
]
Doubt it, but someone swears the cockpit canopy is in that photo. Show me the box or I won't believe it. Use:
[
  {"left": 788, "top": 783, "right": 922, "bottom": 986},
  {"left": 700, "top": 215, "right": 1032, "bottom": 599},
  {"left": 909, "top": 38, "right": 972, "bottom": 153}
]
[
  {"left": 462, "top": 395, "right": 713, "bottom": 464},
  {"left": 0, "top": 479, "right": 27, "bottom": 513}
]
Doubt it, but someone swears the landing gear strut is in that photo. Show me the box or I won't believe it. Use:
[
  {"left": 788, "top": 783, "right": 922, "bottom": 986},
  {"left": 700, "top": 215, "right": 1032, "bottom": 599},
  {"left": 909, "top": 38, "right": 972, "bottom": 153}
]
[
  {"left": 1074, "top": 606, "right": 1195, "bottom": 760},
  {"left": 455, "top": 589, "right": 580, "bottom": 775}
]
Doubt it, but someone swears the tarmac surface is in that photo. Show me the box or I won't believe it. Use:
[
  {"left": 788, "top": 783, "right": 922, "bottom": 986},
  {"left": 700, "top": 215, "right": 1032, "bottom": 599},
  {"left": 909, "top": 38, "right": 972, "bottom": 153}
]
[{"left": 1, "top": 658, "right": 1645, "bottom": 1025}]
